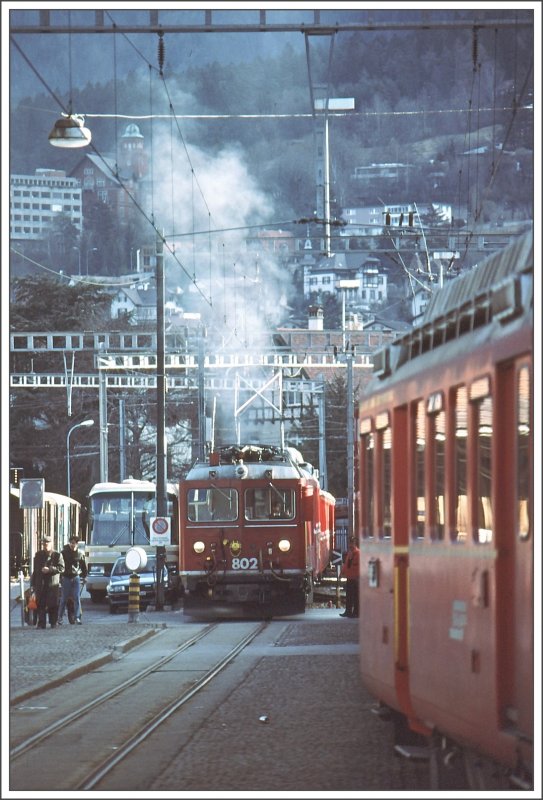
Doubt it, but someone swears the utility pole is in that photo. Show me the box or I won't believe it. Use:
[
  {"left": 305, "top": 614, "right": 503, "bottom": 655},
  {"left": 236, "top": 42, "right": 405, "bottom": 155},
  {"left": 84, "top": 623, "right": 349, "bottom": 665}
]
[
  {"left": 334, "top": 344, "right": 355, "bottom": 540},
  {"left": 155, "top": 231, "right": 167, "bottom": 609},
  {"left": 98, "top": 357, "right": 108, "bottom": 482},
  {"left": 118, "top": 398, "right": 126, "bottom": 481},
  {"left": 198, "top": 327, "right": 206, "bottom": 461},
  {"left": 346, "top": 348, "right": 355, "bottom": 540},
  {"left": 317, "top": 373, "right": 327, "bottom": 490}
]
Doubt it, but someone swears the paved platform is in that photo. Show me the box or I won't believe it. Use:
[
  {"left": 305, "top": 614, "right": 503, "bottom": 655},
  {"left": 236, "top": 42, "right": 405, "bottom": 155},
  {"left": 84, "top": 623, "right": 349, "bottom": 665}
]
[{"left": 8, "top": 622, "right": 166, "bottom": 704}]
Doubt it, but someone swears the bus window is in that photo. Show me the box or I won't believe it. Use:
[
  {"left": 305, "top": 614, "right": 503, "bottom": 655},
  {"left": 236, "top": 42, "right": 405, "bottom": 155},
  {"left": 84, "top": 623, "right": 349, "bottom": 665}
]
[{"left": 89, "top": 494, "right": 132, "bottom": 546}]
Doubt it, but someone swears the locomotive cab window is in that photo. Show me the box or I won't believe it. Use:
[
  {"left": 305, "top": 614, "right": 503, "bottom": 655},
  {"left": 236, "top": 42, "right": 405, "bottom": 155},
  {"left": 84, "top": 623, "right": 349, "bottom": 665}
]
[
  {"left": 187, "top": 487, "right": 238, "bottom": 522},
  {"left": 244, "top": 488, "right": 295, "bottom": 520}
]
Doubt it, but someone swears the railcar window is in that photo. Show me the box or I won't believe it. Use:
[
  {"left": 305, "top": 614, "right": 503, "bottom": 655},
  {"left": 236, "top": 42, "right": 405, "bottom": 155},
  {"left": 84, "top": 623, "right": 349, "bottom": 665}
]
[
  {"left": 517, "top": 366, "right": 531, "bottom": 540},
  {"left": 475, "top": 397, "right": 493, "bottom": 543},
  {"left": 431, "top": 411, "right": 446, "bottom": 540},
  {"left": 413, "top": 401, "right": 426, "bottom": 539},
  {"left": 361, "top": 433, "right": 374, "bottom": 538},
  {"left": 382, "top": 427, "right": 392, "bottom": 538},
  {"left": 453, "top": 386, "right": 468, "bottom": 542},
  {"left": 244, "top": 488, "right": 295, "bottom": 520},
  {"left": 187, "top": 487, "right": 238, "bottom": 522}
]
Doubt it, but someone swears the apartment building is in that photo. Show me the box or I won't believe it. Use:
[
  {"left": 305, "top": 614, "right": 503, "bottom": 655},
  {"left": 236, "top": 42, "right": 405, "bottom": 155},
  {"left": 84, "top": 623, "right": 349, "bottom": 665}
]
[{"left": 10, "top": 169, "right": 82, "bottom": 240}]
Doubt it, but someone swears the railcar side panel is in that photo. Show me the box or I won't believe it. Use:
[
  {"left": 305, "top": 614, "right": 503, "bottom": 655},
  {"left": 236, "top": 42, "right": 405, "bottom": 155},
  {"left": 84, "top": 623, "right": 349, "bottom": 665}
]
[{"left": 357, "top": 231, "right": 533, "bottom": 785}]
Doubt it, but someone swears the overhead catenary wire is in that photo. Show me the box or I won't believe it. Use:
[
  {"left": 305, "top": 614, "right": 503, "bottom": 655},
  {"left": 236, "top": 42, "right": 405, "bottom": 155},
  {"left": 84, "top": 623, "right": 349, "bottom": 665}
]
[{"left": 10, "top": 24, "right": 532, "bottom": 310}]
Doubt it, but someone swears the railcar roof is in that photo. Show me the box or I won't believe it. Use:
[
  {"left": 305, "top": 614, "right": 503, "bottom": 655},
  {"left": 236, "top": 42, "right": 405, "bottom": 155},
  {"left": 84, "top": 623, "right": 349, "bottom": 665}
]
[
  {"left": 421, "top": 229, "right": 533, "bottom": 324},
  {"left": 366, "top": 229, "right": 533, "bottom": 386},
  {"left": 185, "top": 461, "right": 308, "bottom": 481},
  {"left": 185, "top": 443, "right": 318, "bottom": 482}
]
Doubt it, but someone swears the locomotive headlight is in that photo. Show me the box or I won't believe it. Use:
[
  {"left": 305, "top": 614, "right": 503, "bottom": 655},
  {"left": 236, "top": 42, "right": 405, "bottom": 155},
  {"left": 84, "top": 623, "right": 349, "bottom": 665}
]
[
  {"left": 278, "top": 539, "right": 291, "bottom": 552},
  {"left": 193, "top": 541, "right": 205, "bottom": 554}
]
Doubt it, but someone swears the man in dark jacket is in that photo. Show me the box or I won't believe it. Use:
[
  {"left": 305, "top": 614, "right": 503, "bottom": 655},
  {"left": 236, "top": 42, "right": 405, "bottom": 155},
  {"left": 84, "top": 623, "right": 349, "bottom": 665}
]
[
  {"left": 339, "top": 536, "right": 360, "bottom": 618},
  {"left": 31, "top": 536, "right": 65, "bottom": 628},
  {"left": 58, "top": 535, "right": 87, "bottom": 625}
]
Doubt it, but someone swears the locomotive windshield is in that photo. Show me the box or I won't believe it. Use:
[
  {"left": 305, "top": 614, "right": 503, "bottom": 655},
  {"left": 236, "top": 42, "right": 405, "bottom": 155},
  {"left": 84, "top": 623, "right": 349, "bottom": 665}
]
[
  {"left": 244, "top": 488, "right": 295, "bottom": 520},
  {"left": 187, "top": 487, "right": 238, "bottom": 522}
]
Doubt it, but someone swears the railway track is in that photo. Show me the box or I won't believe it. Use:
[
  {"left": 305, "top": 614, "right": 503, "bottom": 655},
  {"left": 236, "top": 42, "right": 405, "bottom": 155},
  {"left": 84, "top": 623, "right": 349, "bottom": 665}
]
[{"left": 10, "top": 621, "right": 268, "bottom": 792}]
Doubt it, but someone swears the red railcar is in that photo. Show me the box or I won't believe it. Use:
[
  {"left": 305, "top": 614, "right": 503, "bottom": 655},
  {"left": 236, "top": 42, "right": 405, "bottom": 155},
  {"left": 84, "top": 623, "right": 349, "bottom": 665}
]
[
  {"left": 179, "top": 444, "right": 335, "bottom": 618},
  {"left": 356, "top": 231, "right": 534, "bottom": 789}
]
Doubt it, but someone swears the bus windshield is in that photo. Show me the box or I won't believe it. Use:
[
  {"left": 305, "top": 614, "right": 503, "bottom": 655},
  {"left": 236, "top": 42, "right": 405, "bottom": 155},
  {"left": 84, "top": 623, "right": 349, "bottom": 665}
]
[{"left": 89, "top": 491, "right": 177, "bottom": 546}]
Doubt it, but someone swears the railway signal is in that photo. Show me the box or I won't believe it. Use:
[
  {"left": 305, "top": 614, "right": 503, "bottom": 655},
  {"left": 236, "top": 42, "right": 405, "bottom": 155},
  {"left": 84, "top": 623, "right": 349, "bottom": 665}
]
[{"left": 10, "top": 467, "right": 24, "bottom": 487}]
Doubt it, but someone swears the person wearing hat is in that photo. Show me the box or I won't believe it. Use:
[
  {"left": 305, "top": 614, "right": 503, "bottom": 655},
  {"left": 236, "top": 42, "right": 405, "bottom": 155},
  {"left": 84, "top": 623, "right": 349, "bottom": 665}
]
[
  {"left": 31, "top": 535, "right": 65, "bottom": 629},
  {"left": 58, "top": 535, "right": 87, "bottom": 625}
]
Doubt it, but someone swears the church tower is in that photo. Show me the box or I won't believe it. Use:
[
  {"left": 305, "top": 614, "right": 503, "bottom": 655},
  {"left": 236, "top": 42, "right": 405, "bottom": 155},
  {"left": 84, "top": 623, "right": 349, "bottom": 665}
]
[{"left": 118, "top": 123, "right": 148, "bottom": 181}]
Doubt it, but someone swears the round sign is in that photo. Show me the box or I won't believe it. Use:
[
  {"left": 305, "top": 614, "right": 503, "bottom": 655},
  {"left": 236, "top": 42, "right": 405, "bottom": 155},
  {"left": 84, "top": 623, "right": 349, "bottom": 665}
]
[
  {"left": 152, "top": 517, "right": 169, "bottom": 535},
  {"left": 125, "top": 546, "right": 148, "bottom": 572}
]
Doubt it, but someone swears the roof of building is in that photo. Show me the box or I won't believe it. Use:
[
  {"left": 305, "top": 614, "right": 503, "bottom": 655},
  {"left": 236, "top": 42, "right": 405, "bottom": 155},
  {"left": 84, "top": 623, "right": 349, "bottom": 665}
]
[
  {"left": 114, "top": 286, "right": 157, "bottom": 307},
  {"left": 70, "top": 154, "right": 121, "bottom": 186}
]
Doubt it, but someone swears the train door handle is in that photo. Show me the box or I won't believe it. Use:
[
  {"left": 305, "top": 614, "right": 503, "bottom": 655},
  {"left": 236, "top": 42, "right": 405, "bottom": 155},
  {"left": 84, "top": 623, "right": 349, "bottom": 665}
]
[{"left": 471, "top": 568, "right": 490, "bottom": 608}]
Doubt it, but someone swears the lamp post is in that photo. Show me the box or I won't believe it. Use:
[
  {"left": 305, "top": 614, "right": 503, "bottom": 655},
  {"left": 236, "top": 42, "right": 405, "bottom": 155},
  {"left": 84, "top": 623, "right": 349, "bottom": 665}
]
[
  {"left": 86, "top": 247, "right": 98, "bottom": 276},
  {"left": 314, "top": 98, "right": 355, "bottom": 257},
  {"left": 66, "top": 419, "right": 94, "bottom": 498},
  {"left": 336, "top": 279, "right": 359, "bottom": 543}
]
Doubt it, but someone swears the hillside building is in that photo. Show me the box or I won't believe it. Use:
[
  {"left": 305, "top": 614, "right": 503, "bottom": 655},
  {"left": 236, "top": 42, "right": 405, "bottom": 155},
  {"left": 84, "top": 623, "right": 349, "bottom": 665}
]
[{"left": 10, "top": 169, "right": 82, "bottom": 240}]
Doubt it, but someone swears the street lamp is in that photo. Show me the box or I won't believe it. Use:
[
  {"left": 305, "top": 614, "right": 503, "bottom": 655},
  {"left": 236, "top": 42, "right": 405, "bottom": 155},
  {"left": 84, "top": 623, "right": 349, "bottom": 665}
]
[
  {"left": 86, "top": 247, "right": 98, "bottom": 276},
  {"left": 336, "top": 277, "right": 360, "bottom": 543},
  {"left": 66, "top": 419, "right": 94, "bottom": 498},
  {"left": 314, "top": 98, "right": 355, "bottom": 257}
]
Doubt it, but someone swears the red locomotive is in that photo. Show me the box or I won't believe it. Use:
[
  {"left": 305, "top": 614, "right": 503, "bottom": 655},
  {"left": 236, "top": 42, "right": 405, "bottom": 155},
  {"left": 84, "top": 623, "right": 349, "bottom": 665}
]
[
  {"left": 356, "top": 230, "right": 534, "bottom": 790},
  {"left": 179, "top": 443, "right": 335, "bottom": 618}
]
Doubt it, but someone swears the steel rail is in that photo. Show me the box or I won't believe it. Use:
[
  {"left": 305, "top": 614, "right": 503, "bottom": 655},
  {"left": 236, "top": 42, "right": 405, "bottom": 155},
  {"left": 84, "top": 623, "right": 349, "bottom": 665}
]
[
  {"left": 77, "top": 621, "right": 268, "bottom": 790},
  {"left": 9, "top": 623, "right": 217, "bottom": 760}
]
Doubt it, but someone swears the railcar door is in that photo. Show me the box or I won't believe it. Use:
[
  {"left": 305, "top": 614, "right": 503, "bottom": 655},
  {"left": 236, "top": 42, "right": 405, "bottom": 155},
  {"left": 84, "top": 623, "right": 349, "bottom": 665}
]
[{"left": 494, "top": 358, "right": 533, "bottom": 766}]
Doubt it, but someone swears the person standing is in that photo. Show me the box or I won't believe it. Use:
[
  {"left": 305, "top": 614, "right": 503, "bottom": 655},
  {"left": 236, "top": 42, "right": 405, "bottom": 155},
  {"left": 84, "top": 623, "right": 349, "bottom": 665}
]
[
  {"left": 31, "top": 536, "right": 65, "bottom": 629},
  {"left": 340, "top": 536, "right": 360, "bottom": 618},
  {"left": 58, "top": 535, "right": 87, "bottom": 625}
]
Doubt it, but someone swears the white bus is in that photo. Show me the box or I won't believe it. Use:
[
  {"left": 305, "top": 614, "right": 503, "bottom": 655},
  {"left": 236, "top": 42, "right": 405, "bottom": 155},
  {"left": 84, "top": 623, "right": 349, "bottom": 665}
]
[{"left": 85, "top": 479, "right": 179, "bottom": 602}]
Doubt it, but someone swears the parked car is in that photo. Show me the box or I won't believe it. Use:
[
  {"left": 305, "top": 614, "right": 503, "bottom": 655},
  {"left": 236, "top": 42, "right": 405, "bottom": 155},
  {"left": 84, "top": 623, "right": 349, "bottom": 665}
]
[{"left": 106, "top": 555, "right": 173, "bottom": 613}]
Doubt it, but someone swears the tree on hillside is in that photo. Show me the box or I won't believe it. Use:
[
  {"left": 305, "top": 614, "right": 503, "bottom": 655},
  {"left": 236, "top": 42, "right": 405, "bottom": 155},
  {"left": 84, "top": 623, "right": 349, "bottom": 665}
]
[{"left": 10, "top": 275, "right": 112, "bottom": 331}]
